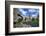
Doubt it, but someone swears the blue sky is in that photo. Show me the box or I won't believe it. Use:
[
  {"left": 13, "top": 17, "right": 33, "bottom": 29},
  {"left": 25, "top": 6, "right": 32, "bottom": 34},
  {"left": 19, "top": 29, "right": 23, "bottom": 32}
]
[{"left": 17, "top": 8, "right": 39, "bottom": 17}]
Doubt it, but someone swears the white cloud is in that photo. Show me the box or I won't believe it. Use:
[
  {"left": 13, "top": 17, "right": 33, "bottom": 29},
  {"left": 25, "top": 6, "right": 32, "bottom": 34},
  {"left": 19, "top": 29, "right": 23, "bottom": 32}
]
[
  {"left": 18, "top": 8, "right": 27, "bottom": 16},
  {"left": 28, "top": 9, "right": 36, "bottom": 13}
]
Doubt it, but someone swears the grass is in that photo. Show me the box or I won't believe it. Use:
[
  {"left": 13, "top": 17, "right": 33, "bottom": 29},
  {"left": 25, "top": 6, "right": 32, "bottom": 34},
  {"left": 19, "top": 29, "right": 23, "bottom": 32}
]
[{"left": 15, "top": 17, "right": 39, "bottom": 27}]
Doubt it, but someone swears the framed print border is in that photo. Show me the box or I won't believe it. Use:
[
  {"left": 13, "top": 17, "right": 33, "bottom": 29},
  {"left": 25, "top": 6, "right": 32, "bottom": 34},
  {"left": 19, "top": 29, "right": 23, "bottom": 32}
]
[{"left": 5, "top": 1, "right": 45, "bottom": 35}]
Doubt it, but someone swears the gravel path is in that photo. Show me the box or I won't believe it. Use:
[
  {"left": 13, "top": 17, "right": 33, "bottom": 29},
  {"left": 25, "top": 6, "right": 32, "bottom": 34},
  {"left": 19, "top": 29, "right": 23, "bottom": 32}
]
[{"left": 14, "top": 24, "right": 31, "bottom": 27}]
